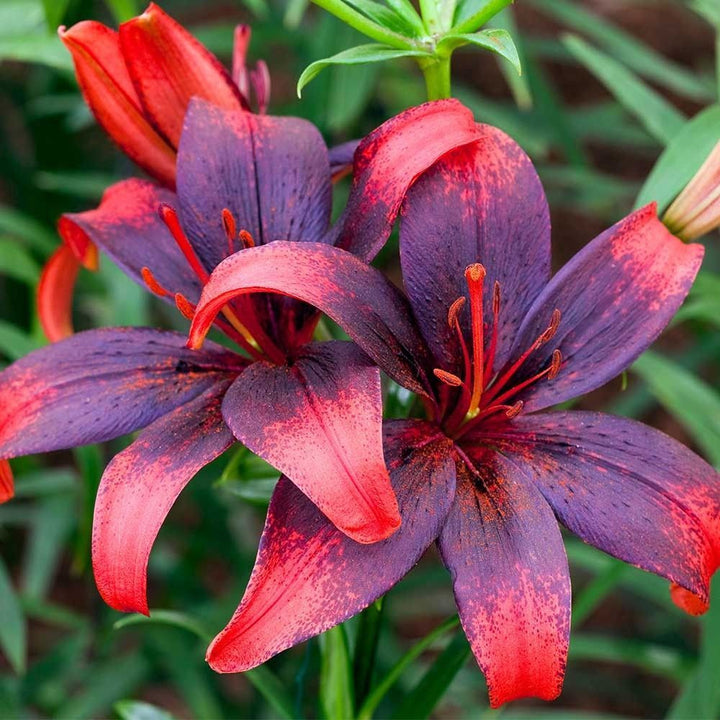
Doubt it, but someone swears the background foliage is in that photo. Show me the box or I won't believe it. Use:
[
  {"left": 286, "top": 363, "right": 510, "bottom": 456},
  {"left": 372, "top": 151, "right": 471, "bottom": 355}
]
[{"left": 1, "top": 0, "right": 720, "bottom": 717}]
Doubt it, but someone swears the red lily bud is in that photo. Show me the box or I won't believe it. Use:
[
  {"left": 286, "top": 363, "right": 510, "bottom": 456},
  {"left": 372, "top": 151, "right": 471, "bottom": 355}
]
[
  {"left": 59, "top": 20, "right": 177, "bottom": 188},
  {"left": 118, "top": 3, "right": 247, "bottom": 148}
]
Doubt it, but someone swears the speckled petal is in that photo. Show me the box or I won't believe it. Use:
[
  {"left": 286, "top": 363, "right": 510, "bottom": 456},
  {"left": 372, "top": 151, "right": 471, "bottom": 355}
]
[
  {"left": 222, "top": 341, "right": 400, "bottom": 544},
  {"left": 437, "top": 453, "right": 570, "bottom": 708},
  {"left": 206, "top": 420, "right": 456, "bottom": 672},
  {"left": 476, "top": 411, "right": 720, "bottom": 606},
  {"left": 0, "top": 328, "right": 243, "bottom": 458},
  {"left": 93, "top": 382, "right": 235, "bottom": 615}
]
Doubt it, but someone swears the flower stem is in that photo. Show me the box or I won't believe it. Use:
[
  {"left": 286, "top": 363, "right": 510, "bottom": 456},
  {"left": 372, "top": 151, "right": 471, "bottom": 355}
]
[
  {"left": 419, "top": 55, "right": 452, "bottom": 99},
  {"left": 310, "top": 0, "right": 415, "bottom": 49},
  {"left": 452, "top": 0, "right": 513, "bottom": 34}
]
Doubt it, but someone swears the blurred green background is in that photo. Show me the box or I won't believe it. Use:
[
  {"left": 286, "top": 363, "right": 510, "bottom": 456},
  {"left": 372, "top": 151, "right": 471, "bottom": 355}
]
[{"left": 2, "top": 0, "right": 720, "bottom": 717}]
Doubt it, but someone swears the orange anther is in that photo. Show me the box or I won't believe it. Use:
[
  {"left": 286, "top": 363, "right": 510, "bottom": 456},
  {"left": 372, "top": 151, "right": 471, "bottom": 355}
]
[
  {"left": 141, "top": 266, "right": 171, "bottom": 297},
  {"left": 434, "top": 368, "right": 464, "bottom": 387}
]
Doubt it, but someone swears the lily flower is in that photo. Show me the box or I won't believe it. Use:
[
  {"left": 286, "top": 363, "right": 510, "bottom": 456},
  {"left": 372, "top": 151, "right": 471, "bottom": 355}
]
[
  {"left": 40, "top": 3, "right": 265, "bottom": 342},
  {"left": 0, "top": 99, "right": 488, "bottom": 612},
  {"left": 664, "top": 140, "right": 720, "bottom": 241},
  {"left": 187, "top": 105, "right": 719, "bottom": 707}
]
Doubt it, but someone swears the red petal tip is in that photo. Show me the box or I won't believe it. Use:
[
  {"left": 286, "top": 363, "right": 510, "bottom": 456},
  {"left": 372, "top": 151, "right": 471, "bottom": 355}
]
[{"left": 670, "top": 582, "right": 709, "bottom": 616}]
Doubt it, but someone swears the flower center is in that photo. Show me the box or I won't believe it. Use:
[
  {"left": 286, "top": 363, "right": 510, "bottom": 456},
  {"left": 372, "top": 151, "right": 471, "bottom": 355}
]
[
  {"left": 140, "top": 204, "right": 284, "bottom": 363},
  {"left": 433, "top": 263, "right": 562, "bottom": 435}
]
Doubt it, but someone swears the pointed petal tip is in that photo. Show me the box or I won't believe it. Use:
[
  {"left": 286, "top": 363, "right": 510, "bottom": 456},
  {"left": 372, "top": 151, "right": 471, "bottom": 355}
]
[
  {"left": 488, "top": 684, "right": 562, "bottom": 709},
  {"left": 0, "top": 460, "right": 14, "bottom": 504},
  {"left": 345, "top": 507, "right": 401, "bottom": 544},
  {"left": 670, "top": 582, "right": 710, "bottom": 616}
]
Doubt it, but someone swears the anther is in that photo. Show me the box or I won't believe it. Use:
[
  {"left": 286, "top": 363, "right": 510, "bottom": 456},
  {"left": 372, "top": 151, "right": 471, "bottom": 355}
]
[
  {"left": 539, "top": 309, "right": 562, "bottom": 345},
  {"left": 447, "top": 297, "right": 466, "bottom": 327},
  {"left": 492, "top": 281, "right": 501, "bottom": 316},
  {"left": 239, "top": 229, "right": 256, "bottom": 249},
  {"left": 175, "top": 293, "right": 196, "bottom": 320},
  {"left": 141, "top": 267, "right": 171, "bottom": 298},
  {"left": 548, "top": 349, "right": 562, "bottom": 380},
  {"left": 222, "top": 208, "right": 237, "bottom": 255},
  {"left": 434, "top": 368, "right": 464, "bottom": 387}
]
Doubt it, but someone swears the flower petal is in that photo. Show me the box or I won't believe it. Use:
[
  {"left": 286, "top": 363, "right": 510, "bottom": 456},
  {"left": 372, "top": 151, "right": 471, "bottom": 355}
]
[
  {"left": 58, "top": 179, "right": 202, "bottom": 303},
  {"left": 400, "top": 128, "right": 550, "bottom": 372},
  {"left": 188, "top": 242, "right": 433, "bottom": 396},
  {"left": 93, "top": 382, "right": 234, "bottom": 615},
  {"left": 207, "top": 419, "right": 455, "bottom": 671},
  {"left": 59, "top": 21, "right": 176, "bottom": 187},
  {"left": 0, "top": 460, "right": 13, "bottom": 503},
  {"left": 177, "top": 99, "right": 332, "bottom": 272},
  {"left": 119, "top": 3, "right": 246, "bottom": 148},
  {"left": 478, "top": 411, "right": 720, "bottom": 604},
  {"left": 222, "top": 341, "right": 399, "bottom": 543},
  {"left": 37, "top": 245, "right": 81, "bottom": 342},
  {"left": 328, "top": 139, "right": 359, "bottom": 182},
  {"left": 510, "top": 205, "right": 704, "bottom": 412},
  {"left": 337, "top": 99, "right": 483, "bottom": 261},
  {"left": 437, "top": 453, "right": 570, "bottom": 708},
  {"left": 0, "top": 328, "right": 243, "bottom": 458}
]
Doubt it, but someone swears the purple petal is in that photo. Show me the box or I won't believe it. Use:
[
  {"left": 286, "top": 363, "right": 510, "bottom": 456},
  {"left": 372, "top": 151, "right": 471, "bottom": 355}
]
[
  {"left": 400, "top": 128, "right": 550, "bottom": 373},
  {"left": 59, "top": 179, "right": 202, "bottom": 303},
  {"left": 328, "top": 139, "right": 359, "bottom": 180},
  {"left": 176, "top": 98, "right": 332, "bottom": 271},
  {"left": 93, "top": 382, "right": 235, "bottom": 615},
  {"left": 0, "top": 328, "right": 244, "bottom": 457},
  {"left": 221, "top": 341, "right": 401, "bottom": 544},
  {"left": 206, "top": 419, "right": 456, "bottom": 671},
  {"left": 509, "top": 206, "right": 704, "bottom": 412},
  {"left": 476, "top": 411, "right": 720, "bottom": 602},
  {"left": 437, "top": 452, "right": 570, "bottom": 708}
]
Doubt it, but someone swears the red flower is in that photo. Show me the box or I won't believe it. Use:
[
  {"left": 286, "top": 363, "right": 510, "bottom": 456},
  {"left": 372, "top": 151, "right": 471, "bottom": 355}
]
[{"left": 186, "top": 102, "right": 719, "bottom": 707}]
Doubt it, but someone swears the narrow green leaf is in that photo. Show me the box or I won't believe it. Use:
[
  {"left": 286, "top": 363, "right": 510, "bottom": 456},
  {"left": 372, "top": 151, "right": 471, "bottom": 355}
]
[
  {"left": 320, "top": 625, "right": 354, "bottom": 720},
  {"left": 284, "top": 0, "right": 310, "bottom": 28},
  {"left": 114, "top": 610, "right": 212, "bottom": 642},
  {"left": 298, "top": 43, "right": 428, "bottom": 95},
  {"left": 636, "top": 105, "right": 720, "bottom": 212},
  {"left": 690, "top": 0, "right": 720, "bottom": 28},
  {"left": 451, "top": 0, "right": 512, "bottom": 34},
  {"left": 437, "top": 29, "right": 521, "bottom": 74},
  {"left": 41, "top": 0, "right": 72, "bottom": 29},
  {"left": 115, "top": 701, "right": 175, "bottom": 720},
  {"left": 353, "top": 599, "right": 385, "bottom": 709},
  {"left": 357, "top": 615, "right": 460, "bottom": 720},
  {"left": 562, "top": 34, "right": 685, "bottom": 145},
  {"left": 103, "top": 0, "right": 140, "bottom": 23},
  {"left": 245, "top": 665, "right": 298, "bottom": 720},
  {"left": 0, "top": 205, "right": 56, "bottom": 253},
  {"left": 534, "top": 0, "right": 714, "bottom": 101},
  {"left": 22, "top": 597, "right": 87, "bottom": 629},
  {"left": 34, "top": 171, "right": 120, "bottom": 201},
  {"left": 0, "top": 239, "right": 40, "bottom": 285},
  {"left": 392, "top": 631, "right": 472, "bottom": 719},
  {"left": 0, "top": 321, "right": 40, "bottom": 362},
  {"left": 384, "top": 0, "right": 427, "bottom": 36},
  {"left": 344, "top": 0, "right": 422, "bottom": 36},
  {"left": 13, "top": 469, "right": 77, "bottom": 499},
  {"left": 675, "top": 271, "right": 720, "bottom": 328},
  {"left": 572, "top": 560, "right": 628, "bottom": 628},
  {"left": 0, "top": 557, "right": 27, "bottom": 674},
  {"left": 0, "top": 34, "right": 73, "bottom": 72},
  {"left": 632, "top": 351, "right": 720, "bottom": 467},
  {"left": 488, "top": 9, "right": 532, "bottom": 109}
]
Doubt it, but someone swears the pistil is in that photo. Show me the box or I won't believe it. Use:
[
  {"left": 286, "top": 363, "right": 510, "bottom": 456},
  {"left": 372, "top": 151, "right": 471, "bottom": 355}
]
[{"left": 464, "top": 264, "right": 486, "bottom": 418}]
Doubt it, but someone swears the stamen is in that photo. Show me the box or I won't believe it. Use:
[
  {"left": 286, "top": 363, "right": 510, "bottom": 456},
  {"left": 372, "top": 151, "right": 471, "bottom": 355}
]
[
  {"left": 433, "top": 369, "right": 464, "bottom": 387},
  {"left": 485, "top": 352, "right": 562, "bottom": 409},
  {"left": 159, "top": 204, "right": 209, "bottom": 283},
  {"left": 175, "top": 293, "right": 196, "bottom": 320},
  {"left": 484, "top": 281, "right": 501, "bottom": 386},
  {"left": 464, "top": 264, "right": 486, "bottom": 418},
  {"left": 239, "top": 229, "right": 256, "bottom": 249},
  {"left": 141, "top": 266, "right": 171, "bottom": 297},
  {"left": 539, "top": 309, "right": 562, "bottom": 345},
  {"left": 222, "top": 208, "right": 237, "bottom": 256},
  {"left": 505, "top": 400, "right": 523, "bottom": 419},
  {"left": 548, "top": 349, "right": 562, "bottom": 380},
  {"left": 447, "top": 297, "right": 466, "bottom": 327}
]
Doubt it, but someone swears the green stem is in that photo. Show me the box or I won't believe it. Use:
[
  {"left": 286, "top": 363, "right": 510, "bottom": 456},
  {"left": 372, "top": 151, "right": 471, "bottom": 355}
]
[
  {"left": 353, "top": 599, "right": 385, "bottom": 711},
  {"left": 356, "top": 615, "right": 460, "bottom": 720},
  {"left": 419, "top": 56, "right": 452, "bottom": 99},
  {"left": 310, "top": 0, "right": 415, "bottom": 49},
  {"left": 452, "top": 0, "right": 513, "bottom": 34}
]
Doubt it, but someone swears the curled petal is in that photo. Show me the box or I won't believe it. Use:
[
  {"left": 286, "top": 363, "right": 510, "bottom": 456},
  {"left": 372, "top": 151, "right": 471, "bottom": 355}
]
[
  {"left": 328, "top": 139, "right": 359, "bottom": 182},
  {"left": 38, "top": 245, "right": 81, "bottom": 342},
  {"left": 188, "top": 242, "right": 433, "bottom": 396},
  {"left": 59, "top": 21, "right": 176, "bottom": 187},
  {"left": 93, "top": 382, "right": 234, "bottom": 615},
  {"left": 222, "top": 341, "right": 399, "bottom": 543},
  {"left": 438, "top": 455, "right": 570, "bottom": 708},
  {"left": 511, "top": 205, "right": 704, "bottom": 412},
  {"left": 669, "top": 584, "right": 709, "bottom": 616},
  {"left": 0, "top": 460, "right": 13, "bottom": 503},
  {"left": 477, "top": 411, "right": 720, "bottom": 604},
  {"left": 119, "top": 3, "right": 246, "bottom": 148},
  {"left": 207, "top": 420, "right": 455, "bottom": 671},
  {"left": 0, "top": 328, "right": 243, "bottom": 458},
  {"left": 337, "top": 99, "right": 483, "bottom": 261}
]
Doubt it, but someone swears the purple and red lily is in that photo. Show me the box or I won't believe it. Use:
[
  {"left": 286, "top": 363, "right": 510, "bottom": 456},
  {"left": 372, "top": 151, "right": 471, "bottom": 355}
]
[{"left": 187, "top": 103, "right": 720, "bottom": 707}]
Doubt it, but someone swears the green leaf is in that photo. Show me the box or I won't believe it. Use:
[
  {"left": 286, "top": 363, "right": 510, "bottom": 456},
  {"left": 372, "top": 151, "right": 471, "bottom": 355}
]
[
  {"left": 0, "top": 1, "right": 44, "bottom": 37},
  {"left": 0, "top": 321, "right": 40, "bottom": 362},
  {"left": 344, "top": 0, "right": 422, "bottom": 36},
  {"left": 437, "top": 29, "right": 521, "bottom": 74},
  {"left": 115, "top": 701, "right": 176, "bottom": 720},
  {"left": 298, "top": 43, "right": 428, "bottom": 95},
  {"left": 320, "top": 625, "right": 354, "bottom": 720},
  {"left": 384, "top": 0, "right": 427, "bottom": 36},
  {"left": 245, "top": 665, "right": 298, "bottom": 720},
  {"left": 0, "top": 239, "right": 40, "bottom": 285},
  {"left": 0, "top": 557, "right": 27, "bottom": 674},
  {"left": 114, "top": 610, "right": 212, "bottom": 642},
  {"left": 572, "top": 560, "right": 628, "bottom": 628},
  {"left": 636, "top": 105, "right": 720, "bottom": 212},
  {"left": 488, "top": 9, "right": 532, "bottom": 109},
  {"left": 533, "top": 0, "right": 714, "bottom": 101},
  {"left": 690, "top": 0, "right": 720, "bottom": 28},
  {"left": 0, "top": 34, "right": 73, "bottom": 72},
  {"left": 103, "top": 0, "right": 140, "bottom": 23},
  {"left": 353, "top": 599, "right": 384, "bottom": 708},
  {"left": 41, "top": 0, "right": 72, "bottom": 29},
  {"left": 392, "top": 631, "right": 472, "bottom": 719},
  {"left": 632, "top": 351, "right": 720, "bottom": 467},
  {"left": 675, "top": 271, "right": 720, "bottom": 328},
  {"left": 451, "top": 0, "right": 512, "bottom": 34},
  {"left": 562, "top": 34, "right": 685, "bottom": 145},
  {"left": 34, "top": 171, "right": 120, "bottom": 201},
  {"left": 0, "top": 205, "right": 57, "bottom": 253}
]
